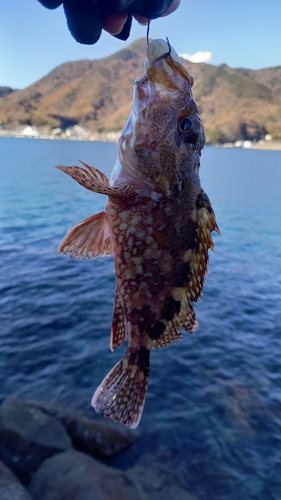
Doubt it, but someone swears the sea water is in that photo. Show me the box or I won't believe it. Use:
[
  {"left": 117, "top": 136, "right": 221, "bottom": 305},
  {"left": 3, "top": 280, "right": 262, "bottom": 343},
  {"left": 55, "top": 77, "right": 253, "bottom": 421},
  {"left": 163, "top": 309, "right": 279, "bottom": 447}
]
[{"left": 1, "top": 137, "right": 281, "bottom": 499}]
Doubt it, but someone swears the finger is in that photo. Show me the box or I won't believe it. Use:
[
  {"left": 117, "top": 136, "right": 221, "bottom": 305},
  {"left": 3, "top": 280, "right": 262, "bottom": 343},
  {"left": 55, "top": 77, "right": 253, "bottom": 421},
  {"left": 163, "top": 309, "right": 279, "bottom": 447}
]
[
  {"left": 63, "top": 0, "right": 102, "bottom": 44},
  {"left": 130, "top": 0, "right": 174, "bottom": 19},
  {"left": 37, "top": 0, "right": 62, "bottom": 8},
  {"left": 133, "top": 14, "right": 149, "bottom": 25},
  {"left": 113, "top": 14, "right": 133, "bottom": 41},
  {"left": 161, "top": 0, "right": 181, "bottom": 16},
  {"left": 102, "top": 11, "right": 128, "bottom": 35},
  {"left": 133, "top": 0, "right": 180, "bottom": 24}
]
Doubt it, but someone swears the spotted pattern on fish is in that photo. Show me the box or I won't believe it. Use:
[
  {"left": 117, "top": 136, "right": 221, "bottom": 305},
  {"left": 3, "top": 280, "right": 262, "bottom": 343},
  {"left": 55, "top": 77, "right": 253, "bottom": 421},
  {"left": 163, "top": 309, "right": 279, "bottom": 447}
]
[{"left": 57, "top": 39, "right": 219, "bottom": 428}]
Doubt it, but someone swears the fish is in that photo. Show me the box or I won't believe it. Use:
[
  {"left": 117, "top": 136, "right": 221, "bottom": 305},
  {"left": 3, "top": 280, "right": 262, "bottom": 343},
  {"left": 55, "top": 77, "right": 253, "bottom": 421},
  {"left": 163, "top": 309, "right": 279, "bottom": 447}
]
[{"left": 56, "top": 39, "right": 220, "bottom": 429}]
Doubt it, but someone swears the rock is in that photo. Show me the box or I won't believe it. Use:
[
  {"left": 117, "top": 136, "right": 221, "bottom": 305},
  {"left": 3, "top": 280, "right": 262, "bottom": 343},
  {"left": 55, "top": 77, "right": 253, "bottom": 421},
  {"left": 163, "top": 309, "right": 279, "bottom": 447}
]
[
  {"left": 0, "top": 459, "right": 33, "bottom": 500},
  {"left": 125, "top": 448, "right": 200, "bottom": 500},
  {"left": 28, "top": 400, "right": 138, "bottom": 459},
  {"left": 127, "top": 461, "right": 198, "bottom": 500},
  {"left": 0, "top": 398, "right": 72, "bottom": 485},
  {"left": 29, "top": 449, "right": 142, "bottom": 500}
]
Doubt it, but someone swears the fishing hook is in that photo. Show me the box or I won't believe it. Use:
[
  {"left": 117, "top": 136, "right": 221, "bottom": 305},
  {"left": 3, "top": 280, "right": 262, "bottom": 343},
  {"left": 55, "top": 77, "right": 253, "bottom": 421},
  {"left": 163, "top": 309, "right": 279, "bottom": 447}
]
[{"left": 155, "top": 36, "right": 172, "bottom": 61}]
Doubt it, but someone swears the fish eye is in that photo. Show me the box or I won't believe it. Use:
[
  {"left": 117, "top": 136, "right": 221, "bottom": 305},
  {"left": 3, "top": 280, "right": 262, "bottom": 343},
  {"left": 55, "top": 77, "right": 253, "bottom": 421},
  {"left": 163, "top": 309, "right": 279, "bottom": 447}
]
[
  {"left": 178, "top": 115, "right": 202, "bottom": 143},
  {"left": 179, "top": 117, "right": 193, "bottom": 133}
]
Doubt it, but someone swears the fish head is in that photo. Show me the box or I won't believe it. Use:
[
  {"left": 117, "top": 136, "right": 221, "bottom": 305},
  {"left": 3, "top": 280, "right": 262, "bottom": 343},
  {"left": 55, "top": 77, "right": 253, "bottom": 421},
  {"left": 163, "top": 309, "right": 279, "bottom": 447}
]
[{"left": 116, "top": 39, "right": 205, "bottom": 195}]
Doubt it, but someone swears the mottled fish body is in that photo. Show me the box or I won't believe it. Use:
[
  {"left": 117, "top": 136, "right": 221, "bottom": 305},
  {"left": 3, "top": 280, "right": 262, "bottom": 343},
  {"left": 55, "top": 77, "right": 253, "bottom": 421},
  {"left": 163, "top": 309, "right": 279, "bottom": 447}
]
[{"left": 57, "top": 39, "right": 219, "bottom": 428}]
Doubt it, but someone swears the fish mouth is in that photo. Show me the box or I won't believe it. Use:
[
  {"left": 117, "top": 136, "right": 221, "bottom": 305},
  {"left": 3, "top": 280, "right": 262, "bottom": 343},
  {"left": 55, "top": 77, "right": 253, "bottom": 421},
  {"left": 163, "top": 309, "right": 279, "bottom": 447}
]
[
  {"left": 144, "top": 38, "right": 194, "bottom": 89},
  {"left": 117, "top": 39, "right": 195, "bottom": 174},
  {"left": 130, "top": 39, "right": 194, "bottom": 148},
  {"left": 133, "top": 39, "right": 193, "bottom": 107}
]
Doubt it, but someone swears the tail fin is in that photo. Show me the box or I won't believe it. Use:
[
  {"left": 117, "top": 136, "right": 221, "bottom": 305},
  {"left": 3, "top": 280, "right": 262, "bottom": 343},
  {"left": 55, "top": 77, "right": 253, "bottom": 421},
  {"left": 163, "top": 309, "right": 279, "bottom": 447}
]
[{"left": 91, "top": 347, "right": 150, "bottom": 428}]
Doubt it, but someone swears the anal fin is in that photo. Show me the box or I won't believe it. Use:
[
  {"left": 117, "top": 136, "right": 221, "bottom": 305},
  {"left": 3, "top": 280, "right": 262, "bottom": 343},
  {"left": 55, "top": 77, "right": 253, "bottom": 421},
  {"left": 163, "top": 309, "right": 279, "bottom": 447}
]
[
  {"left": 58, "top": 211, "right": 111, "bottom": 259},
  {"left": 110, "top": 290, "right": 127, "bottom": 351}
]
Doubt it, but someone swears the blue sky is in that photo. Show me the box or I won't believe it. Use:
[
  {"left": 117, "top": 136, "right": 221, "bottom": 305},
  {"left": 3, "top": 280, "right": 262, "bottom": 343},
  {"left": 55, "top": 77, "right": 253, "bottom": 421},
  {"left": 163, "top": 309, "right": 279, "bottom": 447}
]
[{"left": 1, "top": 0, "right": 281, "bottom": 89}]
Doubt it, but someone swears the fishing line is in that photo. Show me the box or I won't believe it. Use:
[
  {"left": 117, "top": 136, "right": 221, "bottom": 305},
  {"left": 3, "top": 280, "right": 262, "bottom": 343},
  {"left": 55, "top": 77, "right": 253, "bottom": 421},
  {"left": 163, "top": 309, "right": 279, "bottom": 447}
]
[{"left": 146, "top": 20, "right": 151, "bottom": 44}]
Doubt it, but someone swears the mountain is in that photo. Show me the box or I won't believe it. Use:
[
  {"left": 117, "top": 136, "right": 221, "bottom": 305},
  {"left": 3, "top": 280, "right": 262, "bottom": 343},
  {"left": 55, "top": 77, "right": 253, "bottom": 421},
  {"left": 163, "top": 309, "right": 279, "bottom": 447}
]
[
  {"left": 0, "top": 87, "right": 16, "bottom": 98},
  {"left": 1, "top": 39, "right": 281, "bottom": 143}
]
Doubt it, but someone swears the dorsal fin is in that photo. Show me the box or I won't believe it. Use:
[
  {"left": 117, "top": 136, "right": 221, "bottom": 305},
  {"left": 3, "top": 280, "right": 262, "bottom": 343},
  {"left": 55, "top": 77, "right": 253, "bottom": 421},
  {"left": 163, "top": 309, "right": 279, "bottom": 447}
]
[
  {"left": 58, "top": 211, "right": 111, "bottom": 259},
  {"left": 197, "top": 189, "right": 220, "bottom": 245},
  {"left": 110, "top": 290, "right": 127, "bottom": 351},
  {"left": 153, "top": 320, "right": 182, "bottom": 349},
  {"left": 179, "top": 303, "right": 198, "bottom": 333},
  {"left": 180, "top": 188, "right": 220, "bottom": 302},
  {"left": 151, "top": 295, "right": 198, "bottom": 350}
]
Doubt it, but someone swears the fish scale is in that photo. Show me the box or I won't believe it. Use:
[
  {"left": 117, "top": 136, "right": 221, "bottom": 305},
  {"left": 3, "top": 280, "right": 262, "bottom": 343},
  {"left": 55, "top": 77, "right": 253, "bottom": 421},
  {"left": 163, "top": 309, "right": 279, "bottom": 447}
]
[{"left": 57, "top": 39, "right": 219, "bottom": 428}]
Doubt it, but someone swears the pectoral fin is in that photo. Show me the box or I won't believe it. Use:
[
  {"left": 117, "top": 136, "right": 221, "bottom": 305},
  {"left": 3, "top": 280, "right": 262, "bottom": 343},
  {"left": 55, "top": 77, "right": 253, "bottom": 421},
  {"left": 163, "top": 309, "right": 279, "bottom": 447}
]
[
  {"left": 57, "top": 161, "right": 143, "bottom": 199},
  {"left": 58, "top": 211, "right": 111, "bottom": 259},
  {"left": 56, "top": 161, "right": 113, "bottom": 195}
]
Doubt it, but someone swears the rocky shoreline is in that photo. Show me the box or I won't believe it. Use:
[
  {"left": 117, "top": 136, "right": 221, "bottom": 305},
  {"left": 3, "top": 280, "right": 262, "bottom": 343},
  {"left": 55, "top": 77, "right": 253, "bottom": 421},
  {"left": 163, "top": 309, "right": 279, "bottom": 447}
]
[
  {"left": 0, "top": 398, "right": 142, "bottom": 500},
  {"left": 1, "top": 128, "right": 281, "bottom": 151},
  {"left": 0, "top": 398, "right": 196, "bottom": 500},
  {"left": 0, "top": 125, "right": 121, "bottom": 143}
]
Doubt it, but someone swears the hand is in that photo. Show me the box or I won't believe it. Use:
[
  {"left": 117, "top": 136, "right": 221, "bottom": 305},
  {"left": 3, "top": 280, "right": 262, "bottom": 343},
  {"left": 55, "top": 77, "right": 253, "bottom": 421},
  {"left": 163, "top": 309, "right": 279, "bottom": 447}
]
[
  {"left": 103, "top": 0, "right": 181, "bottom": 35},
  {"left": 37, "top": 0, "right": 181, "bottom": 44}
]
